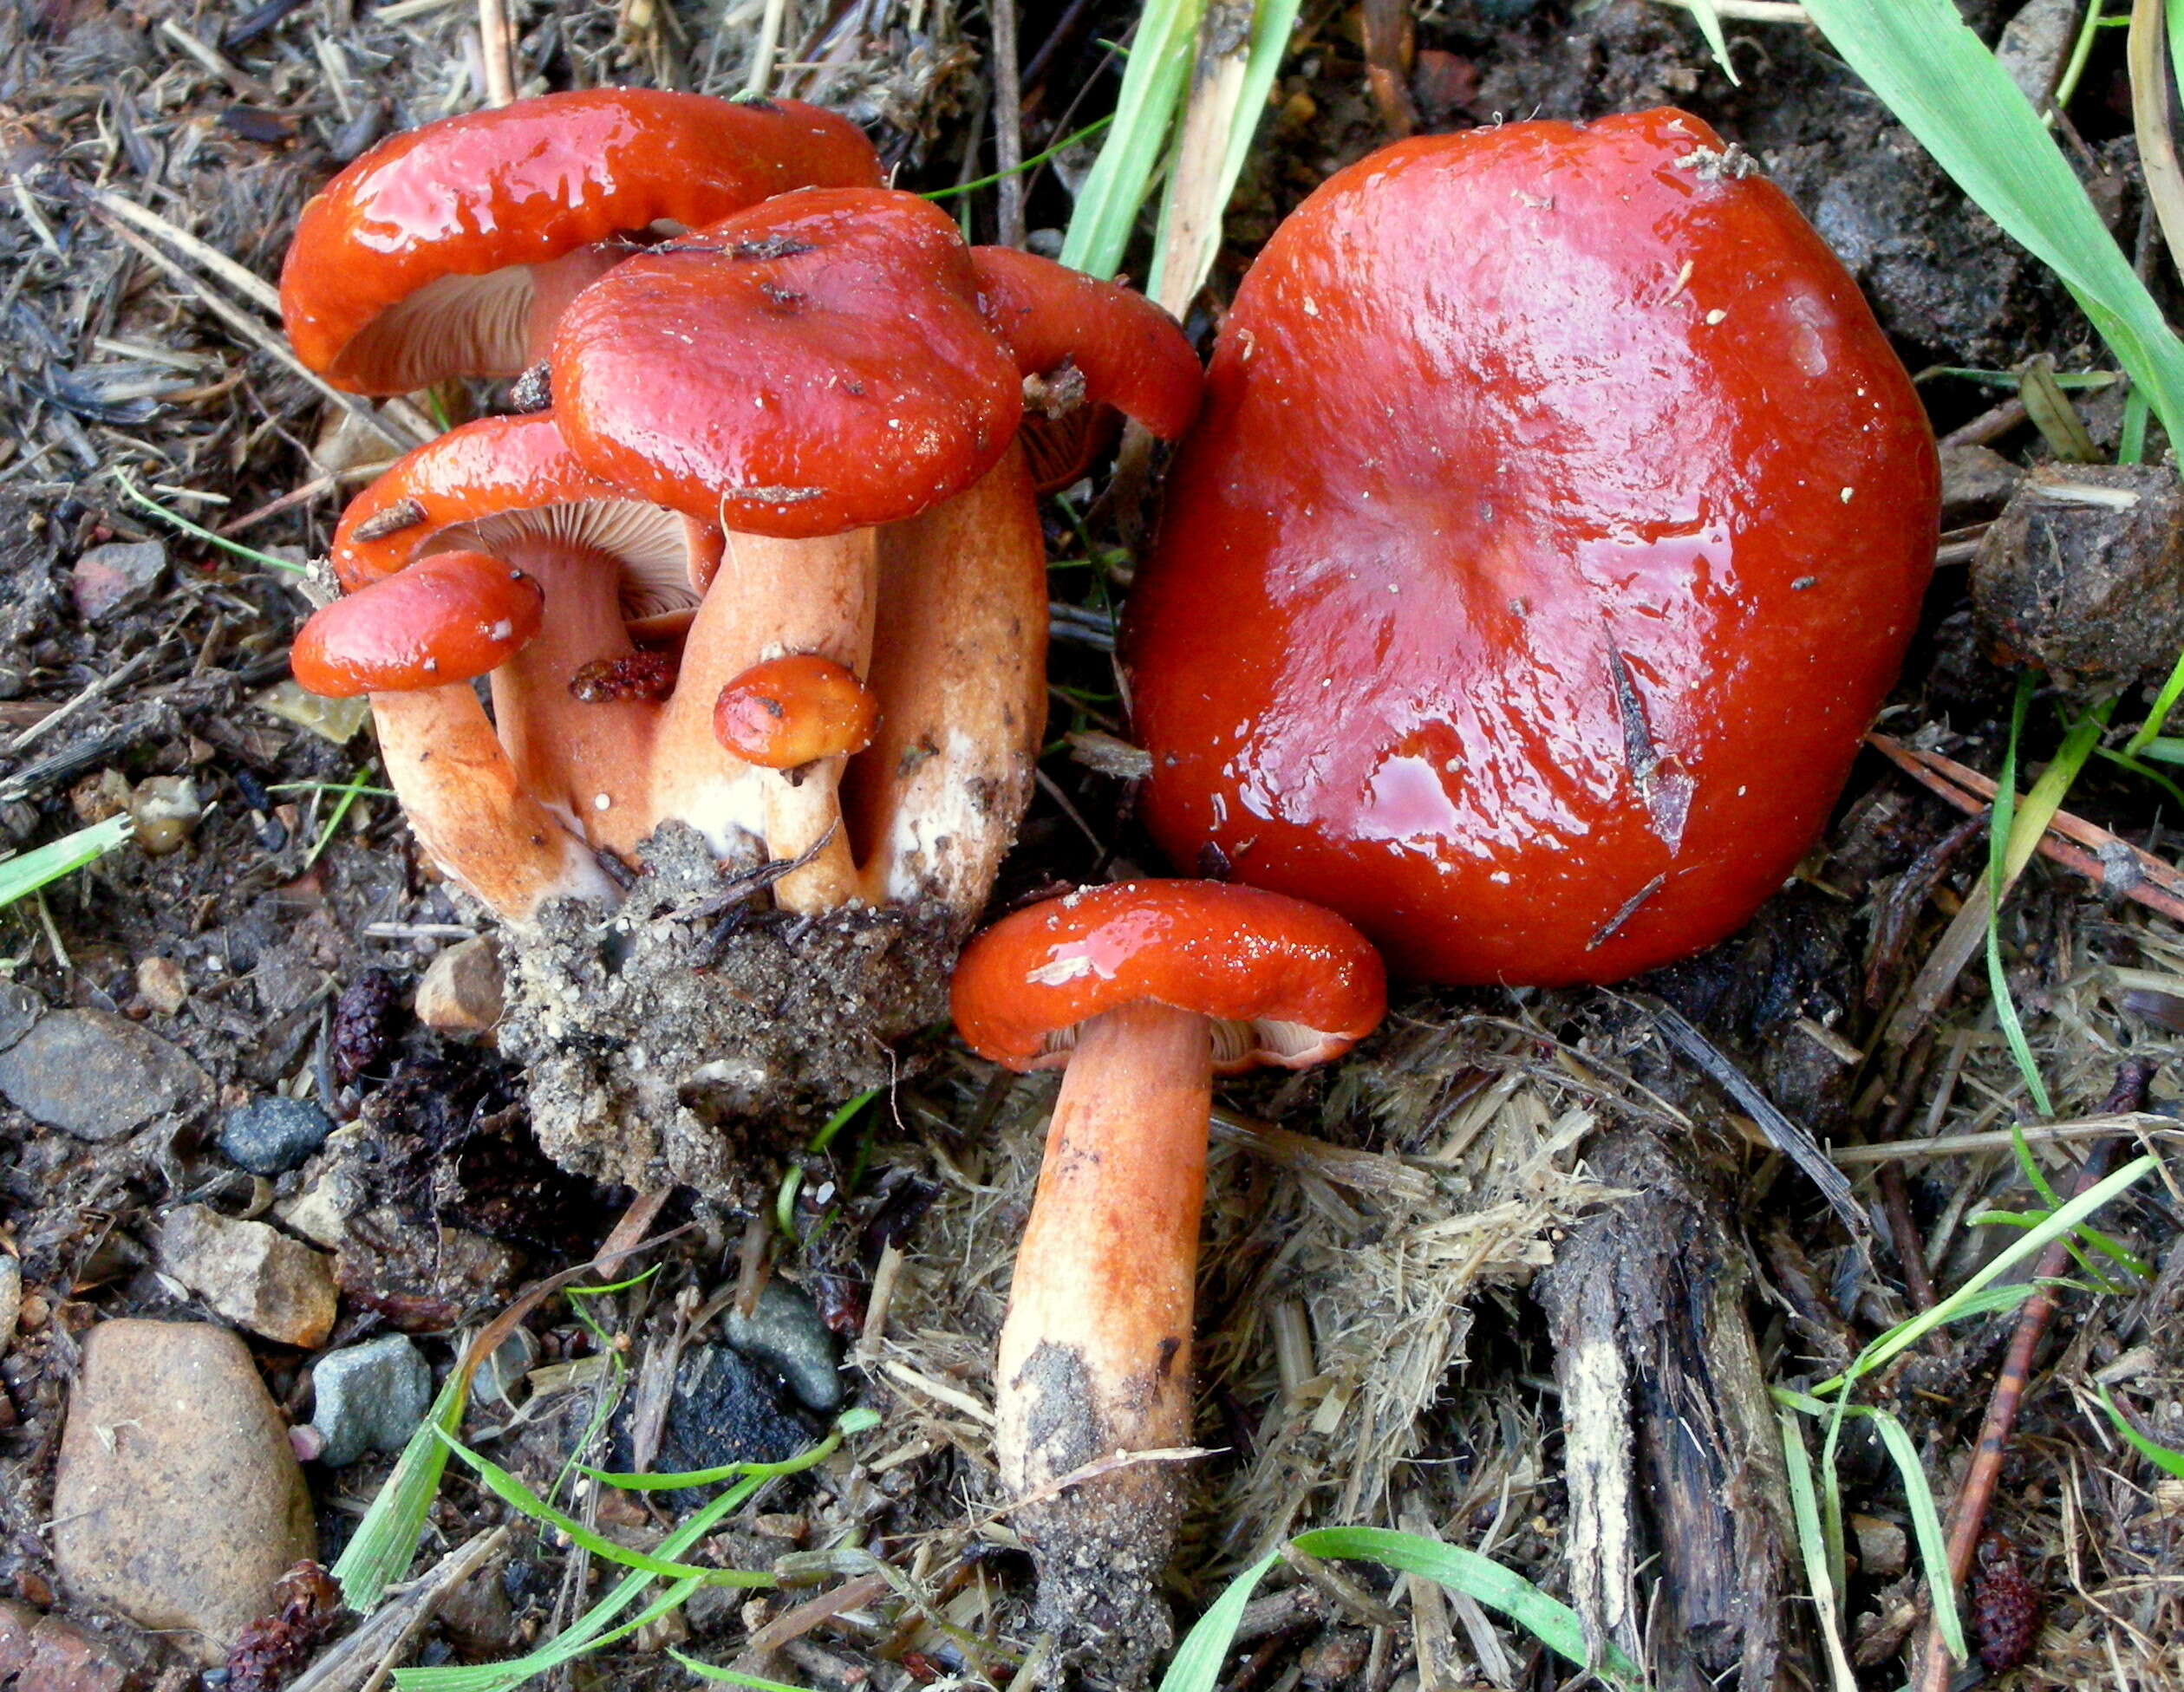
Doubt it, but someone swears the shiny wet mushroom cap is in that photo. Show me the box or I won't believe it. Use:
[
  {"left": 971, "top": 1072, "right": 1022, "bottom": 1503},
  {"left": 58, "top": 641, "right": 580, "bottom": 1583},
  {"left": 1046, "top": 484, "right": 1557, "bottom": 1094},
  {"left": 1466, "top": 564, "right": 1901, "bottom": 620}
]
[{"left": 280, "top": 88, "right": 883, "bottom": 394}]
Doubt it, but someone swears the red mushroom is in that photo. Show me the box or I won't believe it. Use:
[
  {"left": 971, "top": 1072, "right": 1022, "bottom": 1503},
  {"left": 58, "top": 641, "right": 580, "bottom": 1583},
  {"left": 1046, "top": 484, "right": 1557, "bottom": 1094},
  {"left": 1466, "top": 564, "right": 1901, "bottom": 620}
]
[
  {"left": 551, "top": 185, "right": 1202, "bottom": 914},
  {"left": 1124, "top": 110, "right": 1940, "bottom": 986},
  {"left": 288, "top": 550, "right": 613, "bottom": 918},
  {"left": 280, "top": 88, "right": 882, "bottom": 394},
  {"left": 951, "top": 881, "right": 1385, "bottom": 1670}
]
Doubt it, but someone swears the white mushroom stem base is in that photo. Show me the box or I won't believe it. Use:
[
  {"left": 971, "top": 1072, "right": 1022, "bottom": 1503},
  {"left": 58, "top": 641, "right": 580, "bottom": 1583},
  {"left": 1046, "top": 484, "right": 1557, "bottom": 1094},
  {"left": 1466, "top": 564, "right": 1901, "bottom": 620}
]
[{"left": 994, "top": 1000, "right": 1211, "bottom": 1669}]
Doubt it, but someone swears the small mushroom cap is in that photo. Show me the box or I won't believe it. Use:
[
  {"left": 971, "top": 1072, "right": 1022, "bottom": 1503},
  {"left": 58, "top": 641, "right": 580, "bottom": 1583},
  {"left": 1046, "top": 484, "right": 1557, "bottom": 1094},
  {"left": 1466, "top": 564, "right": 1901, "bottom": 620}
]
[
  {"left": 1125, "top": 109, "right": 1940, "bottom": 986},
  {"left": 332, "top": 413, "right": 720, "bottom": 634},
  {"left": 293, "top": 550, "right": 544, "bottom": 697},
  {"left": 968, "top": 247, "right": 1203, "bottom": 441},
  {"left": 551, "top": 187, "right": 1023, "bottom": 537},
  {"left": 950, "top": 880, "right": 1386, "bottom": 1075},
  {"left": 281, "top": 88, "right": 883, "bottom": 394},
  {"left": 714, "top": 654, "right": 878, "bottom": 768}
]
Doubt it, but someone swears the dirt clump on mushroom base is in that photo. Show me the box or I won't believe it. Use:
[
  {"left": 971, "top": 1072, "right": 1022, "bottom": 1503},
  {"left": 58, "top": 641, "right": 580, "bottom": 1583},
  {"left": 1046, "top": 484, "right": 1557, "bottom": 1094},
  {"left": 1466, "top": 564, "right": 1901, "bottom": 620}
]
[
  {"left": 498, "top": 823, "right": 962, "bottom": 1201},
  {"left": 1006, "top": 1339, "right": 1183, "bottom": 1682}
]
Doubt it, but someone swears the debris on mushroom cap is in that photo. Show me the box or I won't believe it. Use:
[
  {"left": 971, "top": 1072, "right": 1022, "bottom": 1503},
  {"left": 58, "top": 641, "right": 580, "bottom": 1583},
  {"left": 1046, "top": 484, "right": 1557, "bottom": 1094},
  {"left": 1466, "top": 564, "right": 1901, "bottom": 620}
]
[
  {"left": 1124, "top": 108, "right": 1940, "bottom": 987},
  {"left": 330, "top": 413, "right": 719, "bottom": 633},
  {"left": 550, "top": 186, "right": 1025, "bottom": 538},
  {"left": 291, "top": 551, "right": 543, "bottom": 696},
  {"left": 950, "top": 880, "right": 1387, "bottom": 1076},
  {"left": 713, "top": 654, "right": 878, "bottom": 769},
  {"left": 280, "top": 88, "right": 883, "bottom": 394}
]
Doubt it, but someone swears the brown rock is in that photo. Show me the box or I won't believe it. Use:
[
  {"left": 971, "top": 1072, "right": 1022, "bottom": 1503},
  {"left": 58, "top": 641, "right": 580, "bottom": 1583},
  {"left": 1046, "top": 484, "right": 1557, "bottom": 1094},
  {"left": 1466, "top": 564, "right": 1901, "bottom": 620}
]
[
  {"left": 414, "top": 937, "right": 505, "bottom": 1033},
  {"left": 135, "top": 957, "right": 187, "bottom": 1017},
  {"left": 1972, "top": 463, "right": 2184, "bottom": 687},
  {"left": 154, "top": 1208, "right": 336, "bottom": 1349},
  {"left": 22, "top": 1614, "right": 145, "bottom": 1692},
  {"left": 52, "top": 1321, "right": 314, "bottom": 1665},
  {"left": 69, "top": 541, "right": 166, "bottom": 623}
]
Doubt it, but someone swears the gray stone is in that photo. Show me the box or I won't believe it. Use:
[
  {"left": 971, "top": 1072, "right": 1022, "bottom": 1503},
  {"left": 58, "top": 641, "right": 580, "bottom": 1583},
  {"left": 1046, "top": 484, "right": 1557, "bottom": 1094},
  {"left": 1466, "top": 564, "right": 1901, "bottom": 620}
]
[
  {"left": 52, "top": 1320, "right": 314, "bottom": 1664},
  {"left": 155, "top": 1206, "right": 336, "bottom": 1349},
  {"left": 69, "top": 540, "right": 166, "bottom": 622},
  {"left": 310, "top": 1334, "right": 432, "bottom": 1467},
  {"left": 218, "top": 1096, "right": 334, "bottom": 1175},
  {"left": 0, "top": 1008, "right": 206, "bottom": 1139},
  {"left": 724, "top": 1279, "right": 842, "bottom": 1412}
]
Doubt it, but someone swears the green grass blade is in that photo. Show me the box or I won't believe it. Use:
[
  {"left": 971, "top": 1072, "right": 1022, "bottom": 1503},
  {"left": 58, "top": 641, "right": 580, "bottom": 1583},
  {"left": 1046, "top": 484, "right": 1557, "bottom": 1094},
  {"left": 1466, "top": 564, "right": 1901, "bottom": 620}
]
[
  {"left": 400, "top": 1412, "right": 874, "bottom": 1692},
  {"left": 1145, "top": 0, "right": 1306, "bottom": 300},
  {"left": 0, "top": 815, "right": 133, "bottom": 910},
  {"left": 112, "top": 469, "right": 305, "bottom": 575},
  {"left": 1812, "top": 1155, "right": 2157, "bottom": 1395},
  {"left": 1157, "top": 1549, "right": 1286, "bottom": 1692},
  {"left": 332, "top": 1370, "right": 469, "bottom": 1611},
  {"left": 2096, "top": 1384, "right": 2184, "bottom": 1477},
  {"left": 2128, "top": 644, "right": 2184, "bottom": 753},
  {"left": 1778, "top": 1411, "right": 1859, "bottom": 1692},
  {"left": 1059, "top": 0, "right": 1204, "bottom": 277},
  {"left": 1288, "top": 1527, "right": 1645, "bottom": 1686},
  {"left": 1986, "top": 674, "right": 2053, "bottom": 1116},
  {"left": 670, "top": 1651, "right": 812, "bottom": 1689},
  {"left": 1859, "top": 1405, "right": 1965, "bottom": 1659},
  {"left": 436, "top": 1429, "right": 773, "bottom": 1586},
  {"left": 1800, "top": 0, "right": 2184, "bottom": 451},
  {"left": 398, "top": 1578, "right": 702, "bottom": 1691},
  {"left": 581, "top": 1409, "right": 877, "bottom": 1490}
]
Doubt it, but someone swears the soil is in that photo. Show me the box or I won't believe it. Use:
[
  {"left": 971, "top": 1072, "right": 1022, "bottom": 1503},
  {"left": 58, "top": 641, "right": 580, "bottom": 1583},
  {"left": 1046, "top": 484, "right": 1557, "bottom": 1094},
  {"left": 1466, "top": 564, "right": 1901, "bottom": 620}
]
[{"left": 0, "top": 1, "right": 2180, "bottom": 1690}]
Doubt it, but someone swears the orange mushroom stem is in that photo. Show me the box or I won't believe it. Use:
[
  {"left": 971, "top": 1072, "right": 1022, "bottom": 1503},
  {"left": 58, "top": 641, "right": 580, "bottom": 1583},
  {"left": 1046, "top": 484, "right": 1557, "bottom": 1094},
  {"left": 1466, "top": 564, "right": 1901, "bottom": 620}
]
[{"left": 951, "top": 882, "right": 1385, "bottom": 1673}]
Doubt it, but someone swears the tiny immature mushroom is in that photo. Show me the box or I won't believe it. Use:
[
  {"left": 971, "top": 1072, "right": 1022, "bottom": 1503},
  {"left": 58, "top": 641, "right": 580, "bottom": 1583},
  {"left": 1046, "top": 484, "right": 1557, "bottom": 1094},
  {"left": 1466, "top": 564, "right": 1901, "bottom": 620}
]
[
  {"left": 713, "top": 654, "right": 878, "bottom": 771},
  {"left": 279, "top": 88, "right": 883, "bottom": 394},
  {"left": 950, "top": 881, "right": 1385, "bottom": 1673}
]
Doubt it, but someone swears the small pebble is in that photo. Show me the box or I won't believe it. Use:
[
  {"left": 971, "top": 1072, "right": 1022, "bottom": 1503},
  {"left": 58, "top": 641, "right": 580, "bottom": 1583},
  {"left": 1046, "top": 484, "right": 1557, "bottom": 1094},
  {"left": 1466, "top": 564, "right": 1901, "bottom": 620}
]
[
  {"left": 724, "top": 1279, "right": 842, "bottom": 1413},
  {"left": 310, "top": 1334, "right": 432, "bottom": 1467},
  {"left": 52, "top": 1320, "right": 314, "bottom": 1664},
  {"left": 218, "top": 1097, "right": 334, "bottom": 1176},
  {"left": 156, "top": 1206, "right": 336, "bottom": 1349},
  {"left": 414, "top": 936, "right": 506, "bottom": 1032},
  {"left": 136, "top": 955, "right": 188, "bottom": 1015},
  {"left": 0, "top": 1008, "right": 207, "bottom": 1140},
  {"left": 655, "top": 1345, "right": 818, "bottom": 1502},
  {"left": 68, "top": 539, "right": 166, "bottom": 622},
  {"left": 128, "top": 775, "right": 202, "bottom": 856}
]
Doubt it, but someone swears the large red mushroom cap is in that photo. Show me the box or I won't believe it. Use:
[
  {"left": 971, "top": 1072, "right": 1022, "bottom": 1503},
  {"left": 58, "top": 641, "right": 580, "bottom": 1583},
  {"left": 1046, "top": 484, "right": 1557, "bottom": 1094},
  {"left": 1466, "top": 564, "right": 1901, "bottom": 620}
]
[
  {"left": 951, "top": 879, "right": 1386, "bottom": 1075},
  {"left": 1124, "top": 109, "right": 1940, "bottom": 987},
  {"left": 292, "top": 551, "right": 544, "bottom": 696},
  {"left": 550, "top": 187, "right": 1024, "bottom": 537},
  {"left": 280, "top": 88, "right": 883, "bottom": 394}
]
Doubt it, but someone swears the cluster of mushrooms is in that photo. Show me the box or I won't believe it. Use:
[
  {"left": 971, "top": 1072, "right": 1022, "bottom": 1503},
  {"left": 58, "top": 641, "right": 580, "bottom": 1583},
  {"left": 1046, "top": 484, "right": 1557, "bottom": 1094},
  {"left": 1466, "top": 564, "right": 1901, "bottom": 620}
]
[{"left": 284, "top": 95, "right": 1940, "bottom": 1675}]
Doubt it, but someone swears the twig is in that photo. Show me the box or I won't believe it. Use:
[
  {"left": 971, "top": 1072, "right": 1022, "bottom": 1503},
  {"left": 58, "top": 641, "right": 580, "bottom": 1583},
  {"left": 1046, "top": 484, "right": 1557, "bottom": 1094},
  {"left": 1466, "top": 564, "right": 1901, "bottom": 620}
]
[
  {"left": 1869, "top": 732, "right": 2184, "bottom": 920},
  {"left": 1911, "top": 1060, "right": 2155, "bottom": 1692},
  {"left": 93, "top": 216, "right": 433, "bottom": 452},
  {"left": 286, "top": 1526, "right": 512, "bottom": 1692},
  {"left": 1359, "top": 0, "right": 1417, "bottom": 136},
  {"left": 1830, "top": 1113, "right": 2180, "bottom": 1165},
  {"left": 990, "top": 0, "right": 1027, "bottom": 249},
  {"left": 91, "top": 191, "right": 283, "bottom": 316},
  {"left": 1874, "top": 1038, "right": 1942, "bottom": 1312},
  {"left": 478, "top": 0, "right": 516, "bottom": 107},
  {"left": 746, "top": 0, "right": 790, "bottom": 95},
  {"left": 3, "top": 646, "right": 163, "bottom": 759}
]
